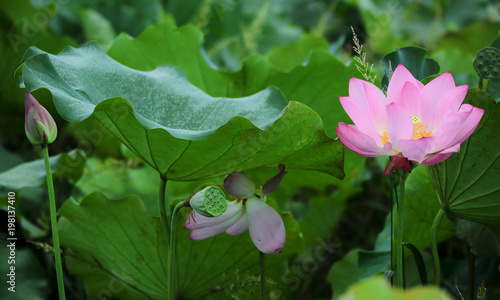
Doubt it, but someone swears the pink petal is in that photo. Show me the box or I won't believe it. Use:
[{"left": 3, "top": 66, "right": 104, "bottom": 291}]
[
  {"left": 339, "top": 97, "right": 380, "bottom": 142},
  {"left": 246, "top": 197, "right": 285, "bottom": 253},
  {"left": 420, "top": 152, "right": 453, "bottom": 165},
  {"left": 386, "top": 65, "right": 421, "bottom": 104},
  {"left": 430, "top": 85, "right": 468, "bottom": 129},
  {"left": 336, "top": 123, "right": 394, "bottom": 157},
  {"left": 224, "top": 172, "right": 255, "bottom": 199},
  {"left": 449, "top": 106, "right": 484, "bottom": 146},
  {"left": 184, "top": 201, "right": 244, "bottom": 240},
  {"left": 398, "top": 137, "right": 436, "bottom": 161},
  {"left": 226, "top": 215, "right": 249, "bottom": 235},
  {"left": 398, "top": 81, "right": 422, "bottom": 118},
  {"left": 383, "top": 156, "right": 411, "bottom": 176},
  {"left": 363, "top": 82, "right": 387, "bottom": 134},
  {"left": 421, "top": 72, "right": 456, "bottom": 123},
  {"left": 386, "top": 103, "right": 413, "bottom": 151}
]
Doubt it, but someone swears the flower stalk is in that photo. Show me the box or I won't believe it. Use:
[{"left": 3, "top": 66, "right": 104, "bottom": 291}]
[
  {"left": 159, "top": 177, "right": 170, "bottom": 245},
  {"left": 430, "top": 208, "right": 445, "bottom": 285},
  {"left": 260, "top": 251, "right": 265, "bottom": 300},
  {"left": 168, "top": 201, "right": 186, "bottom": 300},
  {"left": 43, "top": 146, "right": 66, "bottom": 300},
  {"left": 395, "top": 171, "right": 408, "bottom": 288}
]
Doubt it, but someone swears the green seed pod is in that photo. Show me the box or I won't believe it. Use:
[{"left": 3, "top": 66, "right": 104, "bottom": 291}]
[
  {"left": 473, "top": 47, "right": 500, "bottom": 79},
  {"left": 190, "top": 186, "right": 227, "bottom": 217}
]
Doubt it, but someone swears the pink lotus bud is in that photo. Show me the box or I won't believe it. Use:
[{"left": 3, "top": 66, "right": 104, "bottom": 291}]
[{"left": 24, "top": 91, "right": 57, "bottom": 146}]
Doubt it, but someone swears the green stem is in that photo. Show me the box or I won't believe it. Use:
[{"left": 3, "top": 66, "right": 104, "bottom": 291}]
[
  {"left": 168, "top": 201, "right": 186, "bottom": 300},
  {"left": 159, "top": 177, "right": 170, "bottom": 245},
  {"left": 260, "top": 251, "right": 265, "bottom": 300},
  {"left": 395, "top": 171, "right": 408, "bottom": 288},
  {"left": 478, "top": 78, "right": 484, "bottom": 90},
  {"left": 430, "top": 208, "right": 446, "bottom": 285},
  {"left": 468, "top": 247, "right": 475, "bottom": 300},
  {"left": 43, "top": 146, "right": 66, "bottom": 300}
]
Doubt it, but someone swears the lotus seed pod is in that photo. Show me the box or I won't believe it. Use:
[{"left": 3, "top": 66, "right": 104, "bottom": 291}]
[
  {"left": 190, "top": 186, "right": 227, "bottom": 217},
  {"left": 473, "top": 47, "right": 500, "bottom": 79}
]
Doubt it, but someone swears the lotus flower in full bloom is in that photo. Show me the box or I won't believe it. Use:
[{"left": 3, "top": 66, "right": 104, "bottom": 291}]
[
  {"left": 184, "top": 165, "right": 287, "bottom": 253},
  {"left": 336, "top": 64, "right": 484, "bottom": 175}
]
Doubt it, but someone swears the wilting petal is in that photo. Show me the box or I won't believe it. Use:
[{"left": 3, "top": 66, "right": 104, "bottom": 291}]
[
  {"left": 224, "top": 172, "right": 255, "bottom": 199},
  {"left": 184, "top": 201, "right": 244, "bottom": 240},
  {"left": 246, "top": 197, "right": 285, "bottom": 253},
  {"left": 226, "top": 214, "right": 249, "bottom": 235},
  {"left": 398, "top": 137, "right": 436, "bottom": 162},
  {"left": 262, "top": 164, "right": 287, "bottom": 195},
  {"left": 386, "top": 64, "right": 422, "bottom": 104},
  {"left": 337, "top": 123, "right": 392, "bottom": 157},
  {"left": 386, "top": 103, "right": 413, "bottom": 151},
  {"left": 383, "top": 156, "right": 412, "bottom": 176}
]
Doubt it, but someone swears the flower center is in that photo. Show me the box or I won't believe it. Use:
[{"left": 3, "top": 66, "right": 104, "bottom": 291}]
[{"left": 380, "top": 116, "right": 434, "bottom": 145}]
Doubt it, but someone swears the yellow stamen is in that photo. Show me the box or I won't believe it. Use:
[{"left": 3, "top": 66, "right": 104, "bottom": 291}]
[
  {"left": 381, "top": 130, "right": 389, "bottom": 145},
  {"left": 380, "top": 116, "right": 434, "bottom": 145}
]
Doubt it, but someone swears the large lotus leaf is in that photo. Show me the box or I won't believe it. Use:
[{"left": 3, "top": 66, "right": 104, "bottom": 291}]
[
  {"left": 337, "top": 277, "right": 452, "bottom": 300},
  {"left": 380, "top": 47, "right": 440, "bottom": 90},
  {"left": 58, "top": 192, "right": 302, "bottom": 299},
  {"left": 20, "top": 42, "right": 344, "bottom": 181},
  {"left": 428, "top": 89, "right": 500, "bottom": 228},
  {"left": 455, "top": 218, "right": 500, "bottom": 258},
  {"left": 106, "top": 21, "right": 359, "bottom": 138}
]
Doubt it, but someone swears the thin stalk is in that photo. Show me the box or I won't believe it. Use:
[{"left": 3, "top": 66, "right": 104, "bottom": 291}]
[
  {"left": 168, "top": 201, "right": 186, "bottom": 300},
  {"left": 390, "top": 173, "right": 397, "bottom": 285},
  {"left": 260, "top": 251, "right": 265, "bottom": 300},
  {"left": 430, "top": 208, "right": 446, "bottom": 285},
  {"left": 468, "top": 248, "right": 476, "bottom": 300},
  {"left": 395, "top": 171, "right": 408, "bottom": 288},
  {"left": 478, "top": 78, "right": 484, "bottom": 90},
  {"left": 43, "top": 146, "right": 66, "bottom": 300},
  {"left": 159, "top": 177, "right": 170, "bottom": 245}
]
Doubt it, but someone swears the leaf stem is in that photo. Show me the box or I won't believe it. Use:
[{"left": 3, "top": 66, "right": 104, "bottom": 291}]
[
  {"left": 169, "top": 201, "right": 186, "bottom": 300},
  {"left": 468, "top": 247, "right": 476, "bottom": 300},
  {"left": 260, "top": 251, "right": 265, "bottom": 300},
  {"left": 159, "top": 177, "right": 170, "bottom": 245},
  {"left": 43, "top": 146, "right": 66, "bottom": 300},
  {"left": 395, "top": 171, "right": 408, "bottom": 288},
  {"left": 430, "top": 208, "right": 445, "bottom": 285}
]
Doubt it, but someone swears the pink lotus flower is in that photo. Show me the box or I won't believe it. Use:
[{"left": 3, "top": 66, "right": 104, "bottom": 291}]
[
  {"left": 336, "top": 64, "right": 484, "bottom": 175},
  {"left": 25, "top": 90, "right": 57, "bottom": 146},
  {"left": 184, "top": 166, "right": 287, "bottom": 253}
]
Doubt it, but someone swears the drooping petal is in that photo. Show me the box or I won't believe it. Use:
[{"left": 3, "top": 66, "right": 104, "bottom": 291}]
[
  {"left": 184, "top": 201, "right": 244, "bottom": 240},
  {"left": 398, "top": 81, "right": 422, "bottom": 118},
  {"left": 430, "top": 85, "right": 469, "bottom": 129},
  {"left": 339, "top": 97, "right": 380, "bottom": 142},
  {"left": 363, "top": 82, "right": 387, "bottom": 134},
  {"left": 420, "top": 152, "right": 454, "bottom": 165},
  {"left": 386, "top": 64, "right": 422, "bottom": 104},
  {"left": 224, "top": 172, "right": 255, "bottom": 199},
  {"left": 386, "top": 103, "right": 413, "bottom": 151},
  {"left": 383, "top": 156, "right": 412, "bottom": 176},
  {"left": 420, "top": 72, "right": 456, "bottom": 122},
  {"left": 226, "top": 214, "right": 249, "bottom": 235},
  {"left": 398, "top": 137, "right": 436, "bottom": 161},
  {"left": 246, "top": 197, "right": 285, "bottom": 253},
  {"left": 262, "top": 164, "right": 287, "bottom": 195},
  {"left": 336, "top": 123, "right": 394, "bottom": 157}
]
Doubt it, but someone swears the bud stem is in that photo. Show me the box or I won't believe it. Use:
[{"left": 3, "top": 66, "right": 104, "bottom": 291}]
[
  {"left": 169, "top": 201, "right": 186, "bottom": 299},
  {"left": 43, "top": 146, "right": 66, "bottom": 300}
]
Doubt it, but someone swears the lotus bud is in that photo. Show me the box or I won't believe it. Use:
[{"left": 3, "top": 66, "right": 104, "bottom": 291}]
[
  {"left": 224, "top": 172, "right": 255, "bottom": 199},
  {"left": 189, "top": 186, "right": 227, "bottom": 217},
  {"left": 24, "top": 90, "right": 57, "bottom": 146}
]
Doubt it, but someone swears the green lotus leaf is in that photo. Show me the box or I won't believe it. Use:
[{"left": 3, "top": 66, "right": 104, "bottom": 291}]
[
  {"left": 58, "top": 192, "right": 303, "bottom": 299},
  {"left": 428, "top": 89, "right": 500, "bottom": 228},
  {"left": 20, "top": 42, "right": 344, "bottom": 181}
]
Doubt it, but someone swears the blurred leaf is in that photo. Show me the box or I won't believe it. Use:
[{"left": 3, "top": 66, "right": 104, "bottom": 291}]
[
  {"left": 59, "top": 192, "right": 303, "bottom": 299},
  {"left": 77, "top": 8, "right": 115, "bottom": 50},
  {"left": 0, "top": 150, "right": 85, "bottom": 198},
  {"left": 107, "top": 21, "right": 360, "bottom": 138},
  {"left": 336, "top": 276, "right": 452, "bottom": 300},
  {"left": 455, "top": 218, "right": 500, "bottom": 258},
  {"left": 380, "top": 46, "right": 439, "bottom": 90},
  {"left": 0, "top": 141, "right": 23, "bottom": 172},
  {"left": 0, "top": 249, "right": 49, "bottom": 300},
  {"left": 403, "top": 166, "right": 455, "bottom": 250},
  {"left": 20, "top": 42, "right": 344, "bottom": 181},
  {"left": 428, "top": 89, "right": 500, "bottom": 228}
]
